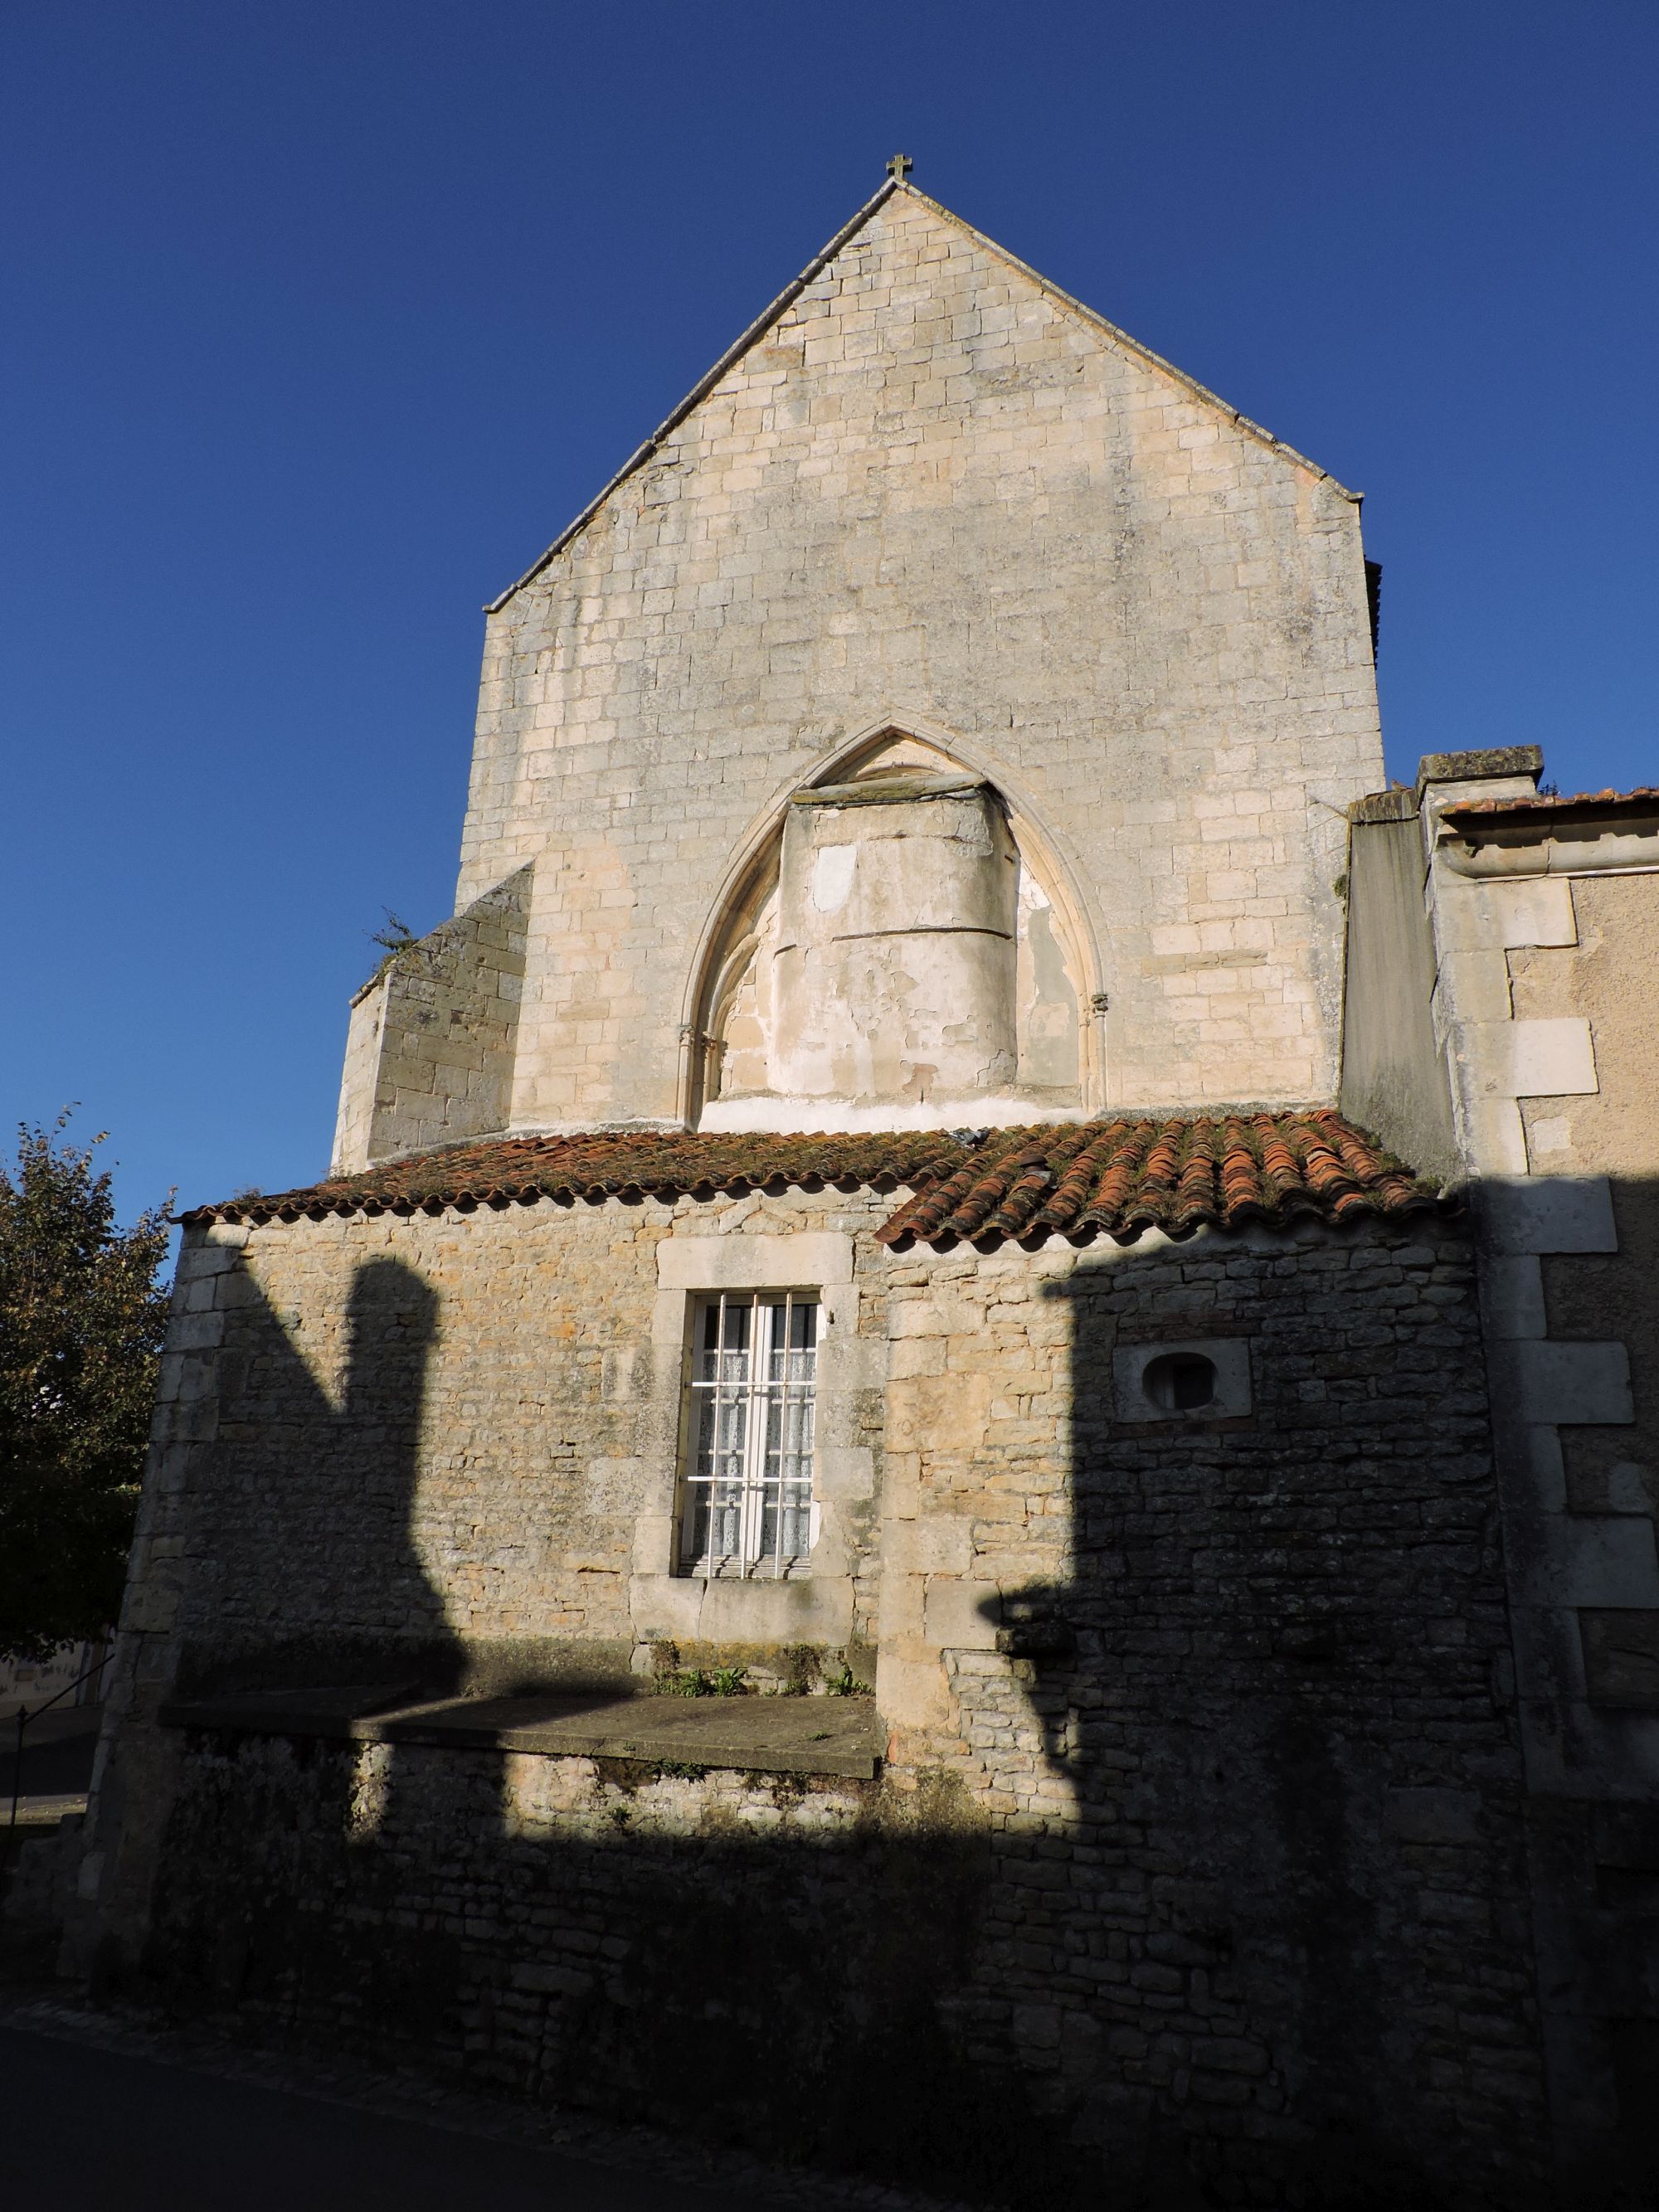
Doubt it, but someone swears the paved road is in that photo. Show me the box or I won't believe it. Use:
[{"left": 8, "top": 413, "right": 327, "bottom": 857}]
[{"left": 0, "top": 2025, "right": 788, "bottom": 2210}]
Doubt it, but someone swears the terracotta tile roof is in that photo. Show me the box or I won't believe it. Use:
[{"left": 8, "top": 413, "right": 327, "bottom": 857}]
[
  {"left": 182, "top": 1130, "right": 943, "bottom": 1228},
  {"left": 1442, "top": 786, "right": 1659, "bottom": 824},
  {"left": 181, "top": 1112, "right": 1443, "bottom": 1248},
  {"left": 875, "top": 1111, "right": 1438, "bottom": 1247}
]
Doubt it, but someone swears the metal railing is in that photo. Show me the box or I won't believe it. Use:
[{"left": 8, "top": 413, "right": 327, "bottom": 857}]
[{"left": 7, "top": 1649, "right": 110, "bottom": 1829}]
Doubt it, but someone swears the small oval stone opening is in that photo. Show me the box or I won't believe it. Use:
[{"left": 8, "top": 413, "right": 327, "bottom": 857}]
[{"left": 1142, "top": 1351, "right": 1219, "bottom": 1414}]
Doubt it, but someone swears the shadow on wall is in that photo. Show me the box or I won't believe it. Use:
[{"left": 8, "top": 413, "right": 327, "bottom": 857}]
[
  {"left": 984, "top": 1259, "right": 1540, "bottom": 2209},
  {"left": 169, "top": 1259, "right": 622, "bottom": 1710},
  {"left": 124, "top": 1235, "right": 1593, "bottom": 2210},
  {"left": 140, "top": 1257, "right": 1044, "bottom": 2202},
  {"left": 183, "top": 1258, "right": 463, "bottom": 1699}
]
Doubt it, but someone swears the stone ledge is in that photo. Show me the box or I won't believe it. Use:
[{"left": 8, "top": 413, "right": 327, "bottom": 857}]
[
  {"left": 1417, "top": 745, "right": 1544, "bottom": 793},
  {"left": 158, "top": 1686, "right": 883, "bottom": 1780}
]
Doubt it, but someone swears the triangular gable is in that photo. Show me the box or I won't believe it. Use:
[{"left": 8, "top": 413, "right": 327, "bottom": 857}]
[{"left": 486, "top": 177, "right": 1355, "bottom": 615}]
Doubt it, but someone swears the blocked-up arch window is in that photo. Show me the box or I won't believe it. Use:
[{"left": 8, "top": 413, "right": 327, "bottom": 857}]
[
  {"left": 692, "top": 746, "right": 1086, "bottom": 1126},
  {"left": 679, "top": 1292, "right": 818, "bottom": 1579}
]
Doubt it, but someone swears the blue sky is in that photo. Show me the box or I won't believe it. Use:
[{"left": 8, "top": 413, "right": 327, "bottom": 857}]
[{"left": 4, "top": 1, "right": 1656, "bottom": 1227}]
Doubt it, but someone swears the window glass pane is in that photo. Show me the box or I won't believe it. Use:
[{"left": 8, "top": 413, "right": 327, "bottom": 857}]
[{"left": 698, "top": 1296, "right": 750, "bottom": 1386}]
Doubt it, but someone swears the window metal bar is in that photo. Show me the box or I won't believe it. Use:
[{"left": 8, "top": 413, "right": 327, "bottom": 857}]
[
  {"left": 744, "top": 1290, "right": 766, "bottom": 1574},
  {"left": 772, "top": 1291, "right": 791, "bottom": 1582},
  {"left": 701, "top": 1291, "right": 721, "bottom": 1593}
]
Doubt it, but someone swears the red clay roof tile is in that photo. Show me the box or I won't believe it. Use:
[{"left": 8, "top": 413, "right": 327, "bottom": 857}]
[
  {"left": 179, "top": 1111, "right": 1444, "bottom": 1248},
  {"left": 1442, "top": 785, "right": 1659, "bottom": 823}
]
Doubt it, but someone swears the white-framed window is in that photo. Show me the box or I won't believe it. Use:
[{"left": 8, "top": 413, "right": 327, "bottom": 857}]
[{"left": 679, "top": 1291, "right": 818, "bottom": 1579}]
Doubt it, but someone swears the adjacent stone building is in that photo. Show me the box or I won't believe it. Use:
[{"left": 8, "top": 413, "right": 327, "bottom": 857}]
[
  {"left": 59, "top": 170, "right": 1659, "bottom": 2205},
  {"left": 1343, "top": 766, "right": 1659, "bottom": 2190}
]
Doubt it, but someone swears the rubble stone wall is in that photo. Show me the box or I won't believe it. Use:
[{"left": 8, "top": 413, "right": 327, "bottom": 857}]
[{"left": 77, "top": 1197, "right": 1550, "bottom": 2205}]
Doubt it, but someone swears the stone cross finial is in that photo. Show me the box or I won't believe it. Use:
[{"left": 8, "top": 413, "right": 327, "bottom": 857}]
[{"left": 886, "top": 152, "right": 912, "bottom": 182}]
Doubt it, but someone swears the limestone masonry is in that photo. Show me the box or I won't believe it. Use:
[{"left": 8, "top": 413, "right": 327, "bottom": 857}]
[
  {"left": 42, "top": 173, "right": 1659, "bottom": 2208},
  {"left": 337, "top": 177, "right": 1382, "bottom": 1160}
]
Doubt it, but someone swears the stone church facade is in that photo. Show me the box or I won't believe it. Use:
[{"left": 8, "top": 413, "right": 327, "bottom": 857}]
[{"left": 60, "top": 173, "right": 1659, "bottom": 2205}]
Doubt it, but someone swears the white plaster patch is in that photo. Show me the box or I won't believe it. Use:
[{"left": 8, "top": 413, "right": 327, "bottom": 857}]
[
  {"left": 1527, "top": 1116, "right": 1574, "bottom": 1161},
  {"left": 1508, "top": 1018, "right": 1598, "bottom": 1097},
  {"left": 1492, "top": 877, "right": 1577, "bottom": 950},
  {"left": 1468, "top": 1017, "right": 1597, "bottom": 1099},
  {"left": 810, "top": 843, "right": 858, "bottom": 913}
]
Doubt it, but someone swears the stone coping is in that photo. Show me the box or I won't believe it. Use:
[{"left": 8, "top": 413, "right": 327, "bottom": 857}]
[
  {"left": 790, "top": 771, "right": 988, "bottom": 809},
  {"left": 158, "top": 1687, "right": 883, "bottom": 1780},
  {"left": 4, "top": 1796, "right": 88, "bottom": 1827}
]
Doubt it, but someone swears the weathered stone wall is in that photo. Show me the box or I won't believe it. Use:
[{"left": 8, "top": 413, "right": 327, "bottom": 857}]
[
  {"left": 1339, "top": 790, "right": 1457, "bottom": 1181},
  {"left": 1510, "top": 871, "right": 1659, "bottom": 1527},
  {"left": 870, "top": 1218, "right": 1546, "bottom": 2206},
  {"left": 123, "top": 1186, "right": 893, "bottom": 1705},
  {"left": 1492, "top": 864, "right": 1659, "bottom": 2183},
  {"left": 77, "top": 1194, "right": 1550, "bottom": 2205},
  {"left": 1409, "top": 758, "right": 1659, "bottom": 2182},
  {"left": 698, "top": 751, "right": 1087, "bottom": 1131},
  {"left": 456, "top": 185, "right": 1383, "bottom": 1128},
  {"left": 333, "top": 865, "right": 529, "bottom": 1174},
  {"left": 769, "top": 777, "right": 1019, "bottom": 1108}
]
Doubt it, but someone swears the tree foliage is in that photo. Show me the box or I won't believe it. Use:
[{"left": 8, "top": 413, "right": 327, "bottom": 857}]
[{"left": 0, "top": 1116, "right": 172, "bottom": 1663}]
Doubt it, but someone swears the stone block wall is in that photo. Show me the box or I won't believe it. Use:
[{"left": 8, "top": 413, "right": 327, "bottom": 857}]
[
  {"left": 75, "top": 1192, "right": 1552, "bottom": 2205},
  {"left": 455, "top": 185, "right": 1384, "bottom": 1127},
  {"left": 1430, "top": 779, "right": 1659, "bottom": 2183},
  {"left": 333, "top": 865, "right": 529, "bottom": 1174},
  {"left": 1338, "top": 753, "right": 1659, "bottom": 2187},
  {"left": 119, "top": 1185, "right": 891, "bottom": 1710}
]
